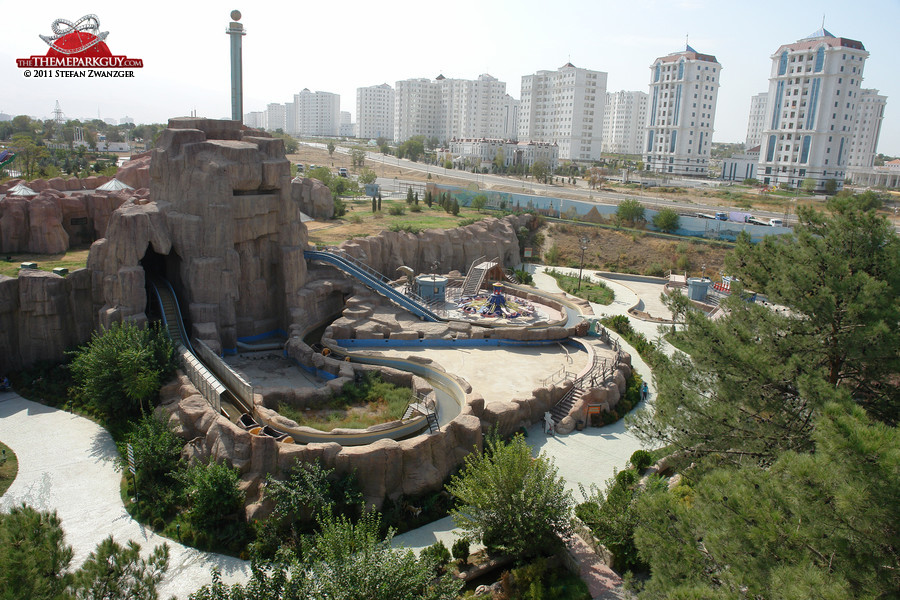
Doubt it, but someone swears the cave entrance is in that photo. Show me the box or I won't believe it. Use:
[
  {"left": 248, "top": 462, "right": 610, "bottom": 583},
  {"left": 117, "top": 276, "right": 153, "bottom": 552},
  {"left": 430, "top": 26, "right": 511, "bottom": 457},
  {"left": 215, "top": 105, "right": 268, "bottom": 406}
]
[{"left": 140, "top": 246, "right": 189, "bottom": 333}]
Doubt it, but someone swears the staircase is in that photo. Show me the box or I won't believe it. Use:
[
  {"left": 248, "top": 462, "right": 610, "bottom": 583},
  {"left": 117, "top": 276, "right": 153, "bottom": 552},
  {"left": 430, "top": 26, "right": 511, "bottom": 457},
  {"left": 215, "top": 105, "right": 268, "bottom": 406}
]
[
  {"left": 459, "top": 256, "right": 498, "bottom": 298},
  {"left": 551, "top": 385, "right": 585, "bottom": 424},
  {"left": 402, "top": 399, "right": 440, "bottom": 433}
]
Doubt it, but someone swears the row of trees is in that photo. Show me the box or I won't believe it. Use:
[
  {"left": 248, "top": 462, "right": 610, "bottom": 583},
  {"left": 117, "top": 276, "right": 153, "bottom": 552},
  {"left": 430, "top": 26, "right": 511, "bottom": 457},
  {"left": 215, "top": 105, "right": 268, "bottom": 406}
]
[{"left": 581, "top": 194, "right": 899, "bottom": 597}]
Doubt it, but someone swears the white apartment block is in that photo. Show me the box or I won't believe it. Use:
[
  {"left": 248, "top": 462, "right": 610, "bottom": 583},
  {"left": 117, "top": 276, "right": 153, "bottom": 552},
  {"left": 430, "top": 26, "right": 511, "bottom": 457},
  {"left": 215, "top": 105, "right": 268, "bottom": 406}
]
[
  {"left": 291, "top": 89, "right": 340, "bottom": 137},
  {"left": 518, "top": 62, "right": 607, "bottom": 161},
  {"left": 266, "top": 103, "right": 286, "bottom": 133},
  {"left": 394, "top": 78, "right": 442, "bottom": 143},
  {"left": 500, "top": 94, "right": 519, "bottom": 140},
  {"left": 339, "top": 111, "right": 354, "bottom": 137},
  {"left": 745, "top": 92, "right": 768, "bottom": 148},
  {"left": 644, "top": 46, "right": 721, "bottom": 176},
  {"left": 440, "top": 74, "right": 511, "bottom": 141},
  {"left": 449, "top": 138, "right": 558, "bottom": 170},
  {"left": 243, "top": 111, "right": 266, "bottom": 130},
  {"left": 356, "top": 83, "right": 395, "bottom": 140},
  {"left": 756, "top": 29, "right": 868, "bottom": 191},
  {"left": 847, "top": 88, "right": 886, "bottom": 168},
  {"left": 393, "top": 74, "right": 514, "bottom": 143},
  {"left": 602, "top": 91, "right": 648, "bottom": 155}
]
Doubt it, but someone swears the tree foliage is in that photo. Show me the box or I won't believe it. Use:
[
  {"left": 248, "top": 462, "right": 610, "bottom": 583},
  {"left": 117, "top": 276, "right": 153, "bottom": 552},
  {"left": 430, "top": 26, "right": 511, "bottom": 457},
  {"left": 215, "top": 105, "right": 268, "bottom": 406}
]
[
  {"left": 397, "top": 136, "right": 424, "bottom": 162},
  {"left": 349, "top": 148, "right": 366, "bottom": 168},
  {"left": 616, "top": 199, "right": 645, "bottom": 225},
  {"left": 175, "top": 461, "right": 244, "bottom": 530},
  {"left": 68, "top": 322, "right": 176, "bottom": 424},
  {"left": 446, "top": 434, "right": 573, "bottom": 559},
  {"left": 326, "top": 141, "right": 335, "bottom": 156},
  {"left": 727, "top": 196, "right": 900, "bottom": 424},
  {"left": 0, "top": 504, "right": 170, "bottom": 600},
  {"left": 531, "top": 160, "right": 549, "bottom": 184},
  {"left": 651, "top": 208, "right": 680, "bottom": 233},
  {"left": 632, "top": 403, "right": 900, "bottom": 599},
  {"left": 190, "top": 512, "right": 462, "bottom": 600},
  {"left": 471, "top": 194, "right": 488, "bottom": 213}
]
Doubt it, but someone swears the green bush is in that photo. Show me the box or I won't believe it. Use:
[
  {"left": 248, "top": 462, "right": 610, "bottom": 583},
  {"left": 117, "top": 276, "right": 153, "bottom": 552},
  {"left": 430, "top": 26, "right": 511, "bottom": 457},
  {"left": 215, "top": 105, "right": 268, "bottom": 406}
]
[
  {"left": 421, "top": 540, "right": 452, "bottom": 571},
  {"left": 68, "top": 322, "right": 176, "bottom": 426},
  {"left": 388, "top": 205, "right": 405, "bottom": 216},
  {"left": 630, "top": 449, "right": 653, "bottom": 470},
  {"left": 174, "top": 461, "right": 244, "bottom": 531},
  {"left": 652, "top": 208, "right": 680, "bottom": 232},
  {"left": 451, "top": 536, "right": 470, "bottom": 562}
]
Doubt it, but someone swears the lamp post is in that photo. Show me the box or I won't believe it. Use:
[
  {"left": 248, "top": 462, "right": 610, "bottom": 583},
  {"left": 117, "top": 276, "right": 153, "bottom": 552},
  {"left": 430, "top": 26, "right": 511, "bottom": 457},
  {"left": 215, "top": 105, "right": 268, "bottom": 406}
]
[{"left": 577, "top": 236, "right": 589, "bottom": 292}]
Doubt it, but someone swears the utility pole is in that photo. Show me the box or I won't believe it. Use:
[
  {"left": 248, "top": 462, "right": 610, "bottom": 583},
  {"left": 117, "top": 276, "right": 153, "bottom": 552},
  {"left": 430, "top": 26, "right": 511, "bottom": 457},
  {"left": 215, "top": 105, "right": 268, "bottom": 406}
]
[{"left": 226, "top": 10, "right": 246, "bottom": 122}]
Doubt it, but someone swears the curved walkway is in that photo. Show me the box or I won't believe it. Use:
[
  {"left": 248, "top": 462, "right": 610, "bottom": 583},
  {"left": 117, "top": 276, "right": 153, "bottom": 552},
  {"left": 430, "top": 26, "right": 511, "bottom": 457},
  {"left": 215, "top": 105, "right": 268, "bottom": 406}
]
[
  {"left": 1, "top": 264, "right": 664, "bottom": 600},
  {"left": 0, "top": 394, "right": 250, "bottom": 599}
]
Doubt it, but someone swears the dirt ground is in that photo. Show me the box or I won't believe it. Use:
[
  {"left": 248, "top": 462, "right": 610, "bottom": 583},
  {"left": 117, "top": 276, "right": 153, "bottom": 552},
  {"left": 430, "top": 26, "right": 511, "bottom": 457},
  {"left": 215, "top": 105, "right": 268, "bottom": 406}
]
[{"left": 539, "top": 222, "right": 731, "bottom": 278}]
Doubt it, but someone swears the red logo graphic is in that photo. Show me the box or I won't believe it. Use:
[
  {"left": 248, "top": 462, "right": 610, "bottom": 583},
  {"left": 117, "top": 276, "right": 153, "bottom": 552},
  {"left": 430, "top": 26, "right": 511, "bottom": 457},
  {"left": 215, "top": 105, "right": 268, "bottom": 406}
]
[{"left": 17, "top": 14, "right": 143, "bottom": 68}]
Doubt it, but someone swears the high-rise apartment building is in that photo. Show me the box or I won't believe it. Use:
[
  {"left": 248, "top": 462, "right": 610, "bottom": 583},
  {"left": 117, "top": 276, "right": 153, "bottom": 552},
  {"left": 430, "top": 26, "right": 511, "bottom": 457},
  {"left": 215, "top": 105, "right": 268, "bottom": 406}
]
[
  {"left": 295, "top": 89, "right": 341, "bottom": 137},
  {"left": 394, "top": 78, "right": 443, "bottom": 143},
  {"left": 518, "top": 62, "right": 607, "bottom": 161},
  {"left": 265, "top": 103, "right": 286, "bottom": 133},
  {"left": 847, "top": 88, "right": 886, "bottom": 168},
  {"left": 643, "top": 46, "right": 721, "bottom": 176},
  {"left": 602, "top": 91, "right": 648, "bottom": 155},
  {"left": 243, "top": 111, "right": 266, "bottom": 130},
  {"left": 745, "top": 92, "right": 768, "bottom": 149},
  {"left": 393, "top": 74, "right": 514, "bottom": 143},
  {"left": 756, "top": 29, "right": 867, "bottom": 191},
  {"left": 356, "top": 83, "right": 395, "bottom": 140}
]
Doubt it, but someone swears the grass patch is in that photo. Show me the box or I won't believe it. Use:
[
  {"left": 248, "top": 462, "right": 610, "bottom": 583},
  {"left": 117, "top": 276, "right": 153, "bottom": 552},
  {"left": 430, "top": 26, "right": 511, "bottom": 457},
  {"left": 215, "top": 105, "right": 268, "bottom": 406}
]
[
  {"left": 0, "top": 247, "right": 91, "bottom": 278},
  {"left": 0, "top": 440, "right": 18, "bottom": 496},
  {"left": 309, "top": 200, "right": 488, "bottom": 246},
  {"left": 545, "top": 268, "right": 615, "bottom": 305},
  {"left": 278, "top": 372, "right": 414, "bottom": 431}
]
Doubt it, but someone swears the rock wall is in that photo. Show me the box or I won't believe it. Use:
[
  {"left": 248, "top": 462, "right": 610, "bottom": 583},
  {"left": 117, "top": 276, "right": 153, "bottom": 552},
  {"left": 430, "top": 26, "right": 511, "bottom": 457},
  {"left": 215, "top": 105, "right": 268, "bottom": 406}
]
[
  {"left": 158, "top": 372, "right": 483, "bottom": 511},
  {"left": 0, "top": 268, "right": 94, "bottom": 372},
  {"left": 337, "top": 215, "right": 527, "bottom": 276},
  {"left": 291, "top": 177, "right": 333, "bottom": 220},
  {"left": 0, "top": 189, "right": 132, "bottom": 254},
  {"left": 89, "top": 118, "right": 309, "bottom": 352}
]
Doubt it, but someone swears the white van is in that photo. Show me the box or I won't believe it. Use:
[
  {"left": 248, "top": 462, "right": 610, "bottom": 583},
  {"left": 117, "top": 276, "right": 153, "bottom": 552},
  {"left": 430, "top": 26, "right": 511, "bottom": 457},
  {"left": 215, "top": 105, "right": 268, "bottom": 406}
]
[{"left": 769, "top": 218, "right": 783, "bottom": 227}]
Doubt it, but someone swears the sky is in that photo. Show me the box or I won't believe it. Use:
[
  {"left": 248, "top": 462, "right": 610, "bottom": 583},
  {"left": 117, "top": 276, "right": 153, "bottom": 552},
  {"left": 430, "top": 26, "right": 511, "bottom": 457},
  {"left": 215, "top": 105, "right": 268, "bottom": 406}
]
[{"left": 2, "top": 0, "right": 899, "bottom": 155}]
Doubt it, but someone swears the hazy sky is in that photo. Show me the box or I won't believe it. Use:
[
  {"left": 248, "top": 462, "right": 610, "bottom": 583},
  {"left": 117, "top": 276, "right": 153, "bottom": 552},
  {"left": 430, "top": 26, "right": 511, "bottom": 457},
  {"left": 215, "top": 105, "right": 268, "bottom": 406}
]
[{"left": 2, "top": 0, "right": 898, "bottom": 154}]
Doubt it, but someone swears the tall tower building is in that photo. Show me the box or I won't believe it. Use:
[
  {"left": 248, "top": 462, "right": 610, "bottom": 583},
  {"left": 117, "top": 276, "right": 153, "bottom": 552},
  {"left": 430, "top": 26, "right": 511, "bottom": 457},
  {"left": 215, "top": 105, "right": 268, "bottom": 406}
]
[
  {"left": 265, "top": 103, "right": 286, "bottom": 133},
  {"left": 602, "top": 91, "right": 648, "bottom": 155},
  {"left": 644, "top": 46, "right": 721, "bottom": 176},
  {"left": 518, "top": 62, "right": 607, "bottom": 161},
  {"left": 756, "top": 28, "right": 867, "bottom": 191},
  {"left": 356, "top": 83, "right": 395, "bottom": 140},
  {"left": 847, "top": 88, "right": 886, "bottom": 168},
  {"left": 394, "top": 77, "right": 442, "bottom": 143},
  {"left": 745, "top": 92, "right": 768, "bottom": 149},
  {"left": 293, "top": 89, "right": 341, "bottom": 137}
]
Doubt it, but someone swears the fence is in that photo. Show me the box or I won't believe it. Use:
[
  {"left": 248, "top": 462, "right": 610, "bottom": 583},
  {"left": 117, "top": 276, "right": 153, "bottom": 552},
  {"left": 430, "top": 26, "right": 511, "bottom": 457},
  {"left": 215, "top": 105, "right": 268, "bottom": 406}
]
[
  {"left": 194, "top": 339, "right": 254, "bottom": 408},
  {"left": 177, "top": 344, "right": 224, "bottom": 413}
]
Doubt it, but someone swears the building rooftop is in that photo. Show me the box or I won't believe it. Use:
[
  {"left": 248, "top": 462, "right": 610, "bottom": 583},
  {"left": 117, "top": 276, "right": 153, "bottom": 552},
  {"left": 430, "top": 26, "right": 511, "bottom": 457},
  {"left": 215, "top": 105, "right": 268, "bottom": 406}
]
[{"left": 656, "top": 45, "right": 719, "bottom": 64}]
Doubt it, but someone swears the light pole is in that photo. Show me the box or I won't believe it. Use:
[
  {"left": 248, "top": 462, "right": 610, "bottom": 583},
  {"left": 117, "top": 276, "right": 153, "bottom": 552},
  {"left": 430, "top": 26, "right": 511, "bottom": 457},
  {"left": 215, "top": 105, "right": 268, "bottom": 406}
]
[{"left": 577, "top": 236, "right": 589, "bottom": 292}]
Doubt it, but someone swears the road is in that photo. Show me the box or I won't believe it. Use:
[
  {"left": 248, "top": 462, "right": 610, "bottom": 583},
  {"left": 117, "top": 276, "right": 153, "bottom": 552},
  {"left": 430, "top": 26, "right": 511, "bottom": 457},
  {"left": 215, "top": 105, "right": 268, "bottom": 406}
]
[{"left": 301, "top": 142, "right": 799, "bottom": 227}]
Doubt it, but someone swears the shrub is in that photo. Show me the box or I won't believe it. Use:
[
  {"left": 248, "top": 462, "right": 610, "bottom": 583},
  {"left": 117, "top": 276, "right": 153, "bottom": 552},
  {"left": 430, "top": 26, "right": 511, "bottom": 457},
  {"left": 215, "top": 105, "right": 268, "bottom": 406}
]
[
  {"left": 388, "top": 205, "right": 405, "bottom": 216},
  {"left": 410, "top": 204, "right": 422, "bottom": 213},
  {"left": 421, "top": 540, "right": 452, "bottom": 571},
  {"left": 630, "top": 449, "right": 653, "bottom": 471},
  {"left": 174, "top": 461, "right": 244, "bottom": 531},
  {"left": 652, "top": 208, "right": 680, "bottom": 232},
  {"left": 451, "top": 537, "right": 470, "bottom": 563},
  {"left": 446, "top": 434, "right": 573, "bottom": 559},
  {"left": 333, "top": 197, "right": 346, "bottom": 217},
  {"left": 616, "top": 199, "right": 645, "bottom": 224},
  {"left": 68, "top": 322, "right": 176, "bottom": 425}
]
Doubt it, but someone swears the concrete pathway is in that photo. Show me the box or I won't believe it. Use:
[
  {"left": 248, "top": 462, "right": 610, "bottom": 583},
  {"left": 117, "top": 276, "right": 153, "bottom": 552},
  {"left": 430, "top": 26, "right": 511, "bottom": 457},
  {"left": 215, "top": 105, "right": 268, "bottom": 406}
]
[
  {"left": 0, "top": 394, "right": 250, "bottom": 600},
  {"left": 1, "top": 264, "right": 664, "bottom": 600}
]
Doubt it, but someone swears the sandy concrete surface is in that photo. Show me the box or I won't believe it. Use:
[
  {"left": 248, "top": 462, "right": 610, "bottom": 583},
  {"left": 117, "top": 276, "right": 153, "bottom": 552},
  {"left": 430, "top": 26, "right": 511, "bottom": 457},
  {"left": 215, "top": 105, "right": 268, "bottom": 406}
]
[{"left": 0, "top": 395, "right": 250, "bottom": 599}]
